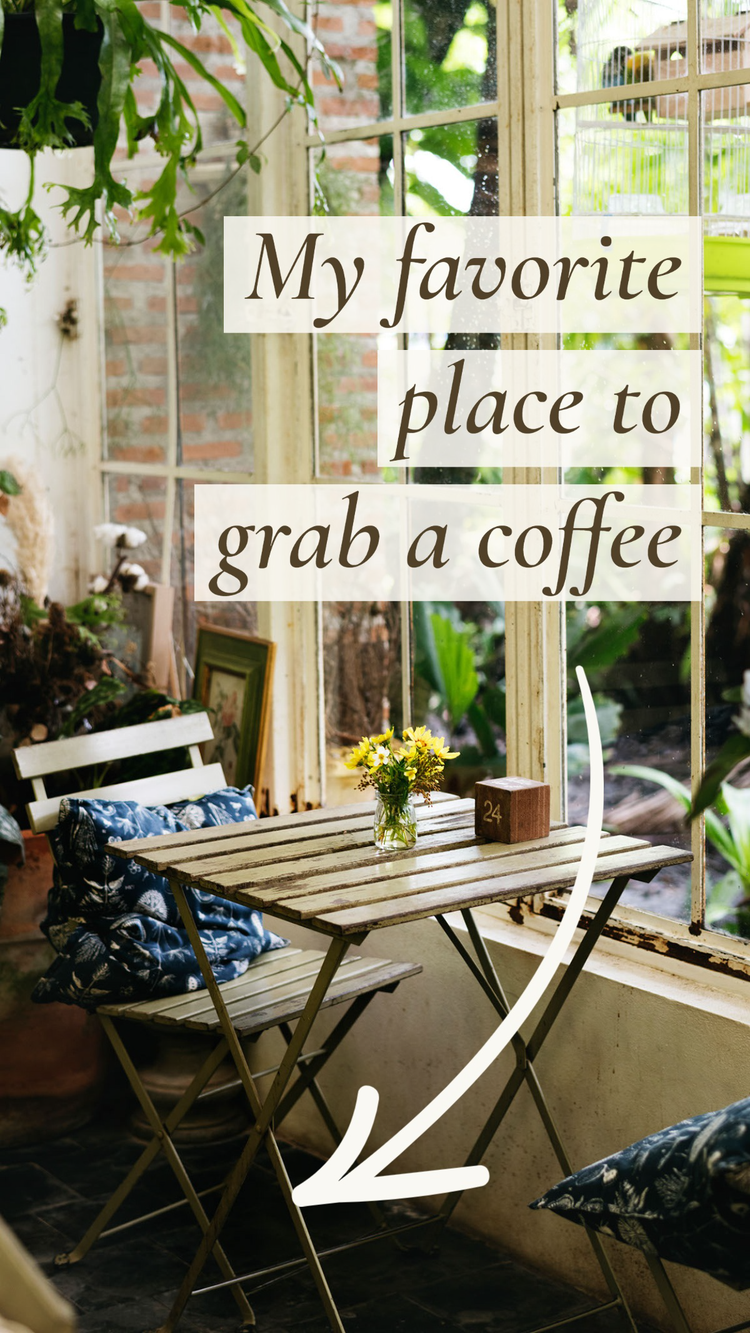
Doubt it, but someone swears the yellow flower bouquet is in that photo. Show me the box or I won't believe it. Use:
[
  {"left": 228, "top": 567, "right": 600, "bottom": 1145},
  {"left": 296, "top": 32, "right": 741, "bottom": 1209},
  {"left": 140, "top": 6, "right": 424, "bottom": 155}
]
[{"left": 345, "top": 726, "right": 459, "bottom": 850}]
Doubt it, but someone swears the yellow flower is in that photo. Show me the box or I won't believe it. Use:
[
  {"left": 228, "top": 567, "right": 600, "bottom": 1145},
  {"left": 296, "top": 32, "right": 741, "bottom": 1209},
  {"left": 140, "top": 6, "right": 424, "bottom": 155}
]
[
  {"left": 344, "top": 735, "right": 373, "bottom": 769},
  {"left": 430, "top": 735, "right": 460, "bottom": 761},
  {"left": 405, "top": 765, "right": 417, "bottom": 781},
  {"left": 403, "top": 725, "right": 431, "bottom": 746},
  {"left": 373, "top": 727, "right": 394, "bottom": 745}
]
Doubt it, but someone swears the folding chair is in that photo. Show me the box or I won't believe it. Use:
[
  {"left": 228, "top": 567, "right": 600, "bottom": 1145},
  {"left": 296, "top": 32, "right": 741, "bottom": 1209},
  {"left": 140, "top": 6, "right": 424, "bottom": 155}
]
[{"left": 14, "top": 713, "right": 422, "bottom": 1327}]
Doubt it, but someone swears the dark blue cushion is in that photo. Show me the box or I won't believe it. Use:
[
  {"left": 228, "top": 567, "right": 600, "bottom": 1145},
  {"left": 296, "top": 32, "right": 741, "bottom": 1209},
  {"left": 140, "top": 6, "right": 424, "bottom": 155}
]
[
  {"left": 531, "top": 1096, "right": 750, "bottom": 1290},
  {"left": 33, "top": 788, "right": 287, "bottom": 1010}
]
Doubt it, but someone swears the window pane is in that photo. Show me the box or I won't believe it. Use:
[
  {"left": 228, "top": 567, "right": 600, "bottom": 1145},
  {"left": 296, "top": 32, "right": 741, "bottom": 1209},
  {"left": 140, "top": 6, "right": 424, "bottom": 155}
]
[
  {"left": 170, "top": 478, "right": 258, "bottom": 699},
  {"left": 103, "top": 168, "right": 170, "bottom": 465},
  {"left": 704, "top": 294, "right": 750, "bottom": 514},
  {"left": 323, "top": 602, "right": 404, "bottom": 806},
  {"left": 405, "top": 117, "right": 498, "bottom": 217},
  {"left": 558, "top": 0, "right": 685, "bottom": 98},
  {"left": 403, "top": 0, "right": 496, "bottom": 116},
  {"left": 557, "top": 102, "right": 689, "bottom": 218},
  {"left": 705, "top": 524, "right": 750, "bottom": 939},
  {"left": 700, "top": 1, "right": 750, "bottom": 75},
  {"left": 703, "top": 86, "right": 750, "bottom": 230},
  {"left": 413, "top": 601, "right": 505, "bottom": 797},
  {"left": 312, "top": 138, "right": 393, "bottom": 216},
  {"left": 313, "top": 0, "right": 389, "bottom": 131},
  {"left": 175, "top": 170, "right": 253, "bottom": 474},
  {"left": 105, "top": 473, "right": 166, "bottom": 584},
  {"left": 567, "top": 600, "right": 692, "bottom": 921}
]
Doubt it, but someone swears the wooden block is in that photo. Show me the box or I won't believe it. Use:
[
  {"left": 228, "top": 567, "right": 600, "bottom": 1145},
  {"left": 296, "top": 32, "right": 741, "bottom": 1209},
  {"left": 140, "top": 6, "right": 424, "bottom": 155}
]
[{"left": 475, "top": 777, "right": 550, "bottom": 843}]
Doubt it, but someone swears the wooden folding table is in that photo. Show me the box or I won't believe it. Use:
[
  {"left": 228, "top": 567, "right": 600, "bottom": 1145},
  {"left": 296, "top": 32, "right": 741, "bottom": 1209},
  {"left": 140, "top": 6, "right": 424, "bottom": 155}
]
[{"left": 109, "top": 794, "right": 690, "bottom": 1333}]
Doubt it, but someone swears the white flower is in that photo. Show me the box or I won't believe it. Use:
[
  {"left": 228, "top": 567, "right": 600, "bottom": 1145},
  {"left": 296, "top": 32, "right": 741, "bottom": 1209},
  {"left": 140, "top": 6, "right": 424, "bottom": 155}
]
[
  {"left": 94, "top": 522, "right": 126, "bottom": 546},
  {"left": 120, "top": 562, "right": 149, "bottom": 591},
  {"left": 93, "top": 522, "right": 147, "bottom": 550},
  {"left": 89, "top": 574, "right": 108, "bottom": 593},
  {"left": 123, "top": 526, "right": 147, "bottom": 549}
]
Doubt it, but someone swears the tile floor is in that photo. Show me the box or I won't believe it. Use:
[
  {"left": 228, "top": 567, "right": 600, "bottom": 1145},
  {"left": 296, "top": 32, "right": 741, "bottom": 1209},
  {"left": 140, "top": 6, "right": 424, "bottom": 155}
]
[{"left": 1, "top": 1114, "right": 640, "bottom": 1333}]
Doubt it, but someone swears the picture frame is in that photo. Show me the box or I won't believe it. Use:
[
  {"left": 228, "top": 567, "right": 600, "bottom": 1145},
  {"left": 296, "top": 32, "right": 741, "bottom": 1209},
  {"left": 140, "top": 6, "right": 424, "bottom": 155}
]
[{"left": 193, "top": 625, "right": 275, "bottom": 796}]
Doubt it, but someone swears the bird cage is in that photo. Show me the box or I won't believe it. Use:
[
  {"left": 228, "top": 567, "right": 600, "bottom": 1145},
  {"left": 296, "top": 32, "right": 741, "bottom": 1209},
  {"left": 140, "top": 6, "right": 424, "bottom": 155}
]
[
  {"left": 572, "top": 2, "right": 750, "bottom": 222},
  {"left": 572, "top": 0, "right": 688, "bottom": 216}
]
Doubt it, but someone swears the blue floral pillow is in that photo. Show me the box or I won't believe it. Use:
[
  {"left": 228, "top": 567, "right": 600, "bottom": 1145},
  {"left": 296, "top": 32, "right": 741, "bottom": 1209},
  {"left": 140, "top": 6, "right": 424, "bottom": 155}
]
[
  {"left": 531, "top": 1096, "right": 750, "bottom": 1290},
  {"left": 33, "top": 787, "right": 287, "bottom": 1010}
]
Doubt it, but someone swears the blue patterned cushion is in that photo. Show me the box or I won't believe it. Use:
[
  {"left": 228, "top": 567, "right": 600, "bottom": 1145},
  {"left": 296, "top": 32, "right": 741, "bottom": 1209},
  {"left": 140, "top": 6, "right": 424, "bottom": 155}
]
[
  {"left": 531, "top": 1096, "right": 750, "bottom": 1290},
  {"left": 32, "top": 788, "right": 287, "bottom": 1010}
]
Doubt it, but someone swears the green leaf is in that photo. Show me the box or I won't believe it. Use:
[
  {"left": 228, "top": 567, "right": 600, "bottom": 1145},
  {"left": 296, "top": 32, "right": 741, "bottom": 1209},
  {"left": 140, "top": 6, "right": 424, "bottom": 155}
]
[
  {"left": 612, "top": 763, "right": 735, "bottom": 867},
  {"left": 429, "top": 612, "right": 479, "bottom": 733},
  {"left": 688, "top": 732, "right": 750, "bottom": 820},
  {"left": 18, "top": 0, "right": 90, "bottom": 150},
  {"left": 467, "top": 701, "right": 498, "bottom": 759},
  {"left": 156, "top": 29, "right": 246, "bottom": 127},
  {"left": 706, "top": 869, "right": 745, "bottom": 927},
  {"left": 61, "top": 676, "right": 126, "bottom": 737},
  {"left": 721, "top": 783, "right": 750, "bottom": 882},
  {"left": 0, "top": 470, "right": 21, "bottom": 496}
]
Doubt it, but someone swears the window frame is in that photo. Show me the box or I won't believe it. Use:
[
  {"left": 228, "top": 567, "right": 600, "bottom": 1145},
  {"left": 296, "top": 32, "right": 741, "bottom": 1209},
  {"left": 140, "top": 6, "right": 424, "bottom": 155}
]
[{"left": 92, "top": 0, "right": 750, "bottom": 977}]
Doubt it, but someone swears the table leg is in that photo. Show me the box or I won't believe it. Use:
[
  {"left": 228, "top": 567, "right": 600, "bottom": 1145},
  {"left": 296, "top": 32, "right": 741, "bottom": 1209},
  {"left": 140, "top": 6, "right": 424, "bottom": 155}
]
[
  {"left": 155, "top": 880, "right": 358, "bottom": 1333},
  {"left": 427, "top": 884, "right": 641, "bottom": 1333}
]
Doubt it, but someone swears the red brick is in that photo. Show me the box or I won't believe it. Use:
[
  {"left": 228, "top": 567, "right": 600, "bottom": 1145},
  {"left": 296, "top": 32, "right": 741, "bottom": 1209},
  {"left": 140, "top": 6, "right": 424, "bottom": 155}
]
[
  {"left": 213, "top": 64, "right": 243, "bottom": 81},
  {"left": 182, "top": 440, "right": 243, "bottom": 460},
  {"left": 138, "top": 356, "right": 168, "bottom": 375},
  {"left": 358, "top": 18, "right": 376, "bottom": 36},
  {"left": 178, "top": 296, "right": 198, "bottom": 314},
  {"left": 106, "top": 359, "right": 126, "bottom": 376},
  {"left": 148, "top": 296, "right": 167, "bottom": 312},
  {"left": 320, "top": 97, "right": 378, "bottom": 118},
  {"left": 108, "top": 325, "right": 163, "bottom": 345},
  {"left": 315, "top": 15, "right": 344, "bottom": 31},
  {"left": 108, "top": 445, "right": 165, "bottom": 463},
  {"left": 357, "top": 73, "right": 379, "bottom": 90},
  {"left": 180, "top": 413, "right": 207, "bottom": 433},
  {"left": 113, "top": 502, "right": 166, "bottom": 521},
  {"left": 105, "top": 295, "right": 133, "bottom": 310},
  {"left": 362, "top": 349, "right": 377, "bottom": 367},
  {"left": 142, "top": 415, "right": 169, "bottom": 435},
  {"left": 217, "top": 411, "right": 252, "bottom": 430},
  {"left": 107, "top": 263, "right": 164, "bottom": 282},
  {"left": 192, "top": 93, "right": 225, "bottom": 111},
  {"left": 107, "top": 387, "right": 165, "bottom": 408},
  {"left": 139, "top": 2, "right": 160, "bottom": 15},
  {"left": 339, "top": 376, "right": 377, "bottom": 393},
  {"left": 182, "top": 33, "right": 233, "bottom": 53}
]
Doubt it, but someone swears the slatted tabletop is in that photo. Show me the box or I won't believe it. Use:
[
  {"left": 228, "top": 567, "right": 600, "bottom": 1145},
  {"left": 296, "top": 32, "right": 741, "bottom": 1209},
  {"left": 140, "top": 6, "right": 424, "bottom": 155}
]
[{"left": 109, "top": 795, "right": 691, "bottom": 938}]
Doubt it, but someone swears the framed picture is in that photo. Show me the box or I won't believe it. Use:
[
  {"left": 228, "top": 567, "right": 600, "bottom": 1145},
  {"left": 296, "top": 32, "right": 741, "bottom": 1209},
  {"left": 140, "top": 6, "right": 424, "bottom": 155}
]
[{"left": 193, "top": 626, "right": 275, "bottom": 795}]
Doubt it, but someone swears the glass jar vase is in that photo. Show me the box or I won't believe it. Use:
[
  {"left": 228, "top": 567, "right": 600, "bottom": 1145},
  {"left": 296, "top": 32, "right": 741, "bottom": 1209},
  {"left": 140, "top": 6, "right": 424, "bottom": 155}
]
[{"left": 373, "top": 791, "right": 418, "bottom": 851}]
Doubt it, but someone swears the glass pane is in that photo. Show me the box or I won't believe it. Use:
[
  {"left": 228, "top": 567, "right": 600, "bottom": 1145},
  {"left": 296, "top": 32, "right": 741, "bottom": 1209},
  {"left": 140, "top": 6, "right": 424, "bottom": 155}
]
[
  {"left": 104, "top": 473, "right": 166, "bottom": 584},
  {"left": 176, "top": 169, "right": 253, "bottom": 473},
  {"left": 558, "top": 0, "right": 685, "bottom": 98},
  {"left": 413, "top": 601, "right": 505, "bottom": 798},
  {"left": 704, "top": 294, "right": 750, "bottom": 514},
  {"left": 323, "top": 602, "right": 404, "bottom": 806},
  {"left": 705, "top": 524, "right": 750, "bottom": 938},
  {"left": 557, "top": 101, "right": 689, "bottom": 218},
  {"left": 405, "top": 117, "right": 498, "bottom": 217},
  {"left": 170, "top": 479, "right": 258, "bottom": 704},
  {"left": 700, "top": 1, "right": 750, "bottom": 75},
  {"left": 312, "top": 138, "right": 394, "bottom": 216},
  {"left": 403, "top": 0, "right": 496, "bottom": 116},
  {"left": 567, "top": 600, "right": 692, "bottom": 921},
  {"left": 102, "top": 168, "right": 170, "bottom": 465},
  {"left": 703, "top": 86, "right": 750, "bottom": 229},
  {"left": 313, "top": 0, "right": 390, "bottom": 131}
]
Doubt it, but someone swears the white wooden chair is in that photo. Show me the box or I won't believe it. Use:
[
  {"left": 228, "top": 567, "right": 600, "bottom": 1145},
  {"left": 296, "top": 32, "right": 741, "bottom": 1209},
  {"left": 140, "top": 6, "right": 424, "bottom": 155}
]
[{"left": 14, "top": 713, "right": 421, "bottom": 1328}]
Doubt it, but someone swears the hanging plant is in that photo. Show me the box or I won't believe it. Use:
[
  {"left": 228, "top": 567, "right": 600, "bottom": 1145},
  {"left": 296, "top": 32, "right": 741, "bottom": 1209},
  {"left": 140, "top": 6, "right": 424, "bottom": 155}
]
[{"left": 0, "top": 0, "right": 338, "bottom": 308}]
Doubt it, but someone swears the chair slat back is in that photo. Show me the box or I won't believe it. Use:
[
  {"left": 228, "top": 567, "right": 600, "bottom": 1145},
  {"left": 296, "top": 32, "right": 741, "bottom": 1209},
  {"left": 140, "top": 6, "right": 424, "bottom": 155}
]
[
  {"left": 13, "top": 713, "right": 226, "bottom": 834},
  {"left": 14, "top": 712, "right": 214, "bottom": 780}
]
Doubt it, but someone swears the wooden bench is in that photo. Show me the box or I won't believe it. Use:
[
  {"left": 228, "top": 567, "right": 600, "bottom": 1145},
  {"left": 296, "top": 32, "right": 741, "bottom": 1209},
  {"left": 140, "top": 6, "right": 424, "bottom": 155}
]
[{"left": 14, "top": 713, "right": 422, "bottom": 1328}]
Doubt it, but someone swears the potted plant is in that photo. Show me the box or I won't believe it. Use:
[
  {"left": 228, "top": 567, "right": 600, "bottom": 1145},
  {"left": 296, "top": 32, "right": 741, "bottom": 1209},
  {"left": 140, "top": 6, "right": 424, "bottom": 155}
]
[{"left": 0, "top": 0, "right": 338, "bottom": 317}]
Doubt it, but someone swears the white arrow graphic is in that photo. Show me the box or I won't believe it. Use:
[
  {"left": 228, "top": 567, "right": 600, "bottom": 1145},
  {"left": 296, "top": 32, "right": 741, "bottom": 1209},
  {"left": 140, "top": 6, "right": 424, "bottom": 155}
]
[{"left": 293, "top": 665, "right": 603, "bottom": 1207}]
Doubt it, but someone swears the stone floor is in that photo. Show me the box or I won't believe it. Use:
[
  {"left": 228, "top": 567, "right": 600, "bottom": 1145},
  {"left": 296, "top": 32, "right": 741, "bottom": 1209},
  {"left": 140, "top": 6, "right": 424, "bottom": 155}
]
[{"left": 1, "top": 1113, "right": 640, "bottom": 1333}]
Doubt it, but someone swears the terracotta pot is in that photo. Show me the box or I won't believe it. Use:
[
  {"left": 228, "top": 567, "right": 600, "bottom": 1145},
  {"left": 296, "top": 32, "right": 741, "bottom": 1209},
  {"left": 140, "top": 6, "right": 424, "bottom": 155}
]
[{"left": 0, "top": 832, "right": 106, "bottom": 1147}]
